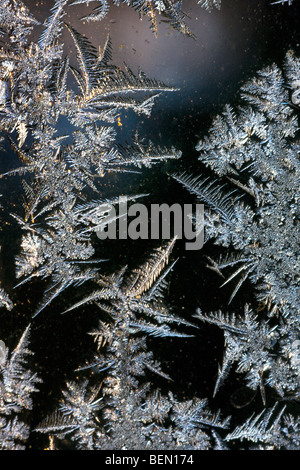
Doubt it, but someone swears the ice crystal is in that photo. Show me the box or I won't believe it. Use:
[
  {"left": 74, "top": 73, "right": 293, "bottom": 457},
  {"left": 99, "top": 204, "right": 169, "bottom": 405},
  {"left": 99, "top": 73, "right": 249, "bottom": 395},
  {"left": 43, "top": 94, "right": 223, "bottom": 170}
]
[
  {"left": 226, "top": 404, "right": 300, "bottom": 450},
  {"left": 36, "top": 244, "right": 229, "bottom": 450},
  {"left": 174, "top": 52, "right": 300, "bottom": 417},
  {"left": 0, "top": 325, "right": 41, "bottom": 450},
  {"left": 70, "top": 0, "right": 193, "bottom": 37},
  {"left": 175, "top": 52, "right": 300, "bottom": 319},
  {"left": 0, "top": 1, "right": 180, "bottom": 315},
  {"left": 0, "top": 0, "right": 299, "bottom": 452},
  {"left": 197, "top": 0, "right": 221, "bottom": 11},
  {"left": 195, "top": 305, "right": 299, "bottom": 404},
  {"left": 0, "top": 287, "right": 13, "bottom": 311},
  {"left": 270, "top": 1, "right": 294, "bottom": 5},
  {"left": 62, "top": 238, "right": 196, "bottom": 338}
]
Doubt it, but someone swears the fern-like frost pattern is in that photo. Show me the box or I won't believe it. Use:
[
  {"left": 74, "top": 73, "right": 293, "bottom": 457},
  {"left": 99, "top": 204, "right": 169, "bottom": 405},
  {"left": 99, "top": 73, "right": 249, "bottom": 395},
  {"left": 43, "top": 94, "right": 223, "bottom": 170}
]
[{"left": 0, "top": 0, "right": 298, "bottom": 452}]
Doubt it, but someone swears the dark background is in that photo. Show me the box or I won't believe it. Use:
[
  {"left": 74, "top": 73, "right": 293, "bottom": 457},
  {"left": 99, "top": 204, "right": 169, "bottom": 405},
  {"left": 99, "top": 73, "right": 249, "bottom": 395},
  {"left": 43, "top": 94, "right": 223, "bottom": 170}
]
[{"left": 0, "top": 0, "right": 299, "bottom": 449}]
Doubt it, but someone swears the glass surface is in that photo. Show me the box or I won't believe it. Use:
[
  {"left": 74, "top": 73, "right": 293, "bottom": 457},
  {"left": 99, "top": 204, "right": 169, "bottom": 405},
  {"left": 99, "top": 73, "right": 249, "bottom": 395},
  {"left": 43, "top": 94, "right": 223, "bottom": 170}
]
[{"left": 0, "top": 0, "right": 299, "bottom": 451}]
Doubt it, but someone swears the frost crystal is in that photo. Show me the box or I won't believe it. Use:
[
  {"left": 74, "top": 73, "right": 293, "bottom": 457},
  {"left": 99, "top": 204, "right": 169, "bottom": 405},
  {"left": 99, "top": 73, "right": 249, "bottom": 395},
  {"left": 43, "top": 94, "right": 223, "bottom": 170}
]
[
  {"left": 36, "top": 245, "right": 229, "bottom": 450},
  {"left": 0, "top": 326, "right": 41, "bottom": 450},
  {"left": 176, "top": 53, "right": 300, "bottom": 319},
  {"left": 0, "top": 1, "right": 180, "bottom": 315},
  {"left": 0, "top": 0, "right": 299, "bottom": 452},
  {"left": 197, "top": 0, "right": 221, "bottom": 11},
  {"left": 175, "top": 52, "right": 300, "bottom": 418}
]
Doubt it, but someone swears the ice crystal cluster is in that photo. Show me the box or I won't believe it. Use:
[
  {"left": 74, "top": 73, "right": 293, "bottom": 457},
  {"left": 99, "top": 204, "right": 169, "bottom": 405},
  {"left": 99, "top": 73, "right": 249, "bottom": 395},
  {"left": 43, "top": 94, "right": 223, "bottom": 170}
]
[
  {"left": 0, "top": 0, "right": 299, "bottom": 451},
  {"left": 0, "top": 326, "right": 40, "bottom": 450},
  {"left": 72, "top": 0, "right": 193, "bottom": 36},
  {"left": 1, "top": 0, "right": 181, "bottom": 317},
  {"left": 173, "top": 51, "right": 300, "bottom": 446},
  {"left": 175, "top": 52, "right": 300, "bottom": 316},
  {"left": 197, "top": 0, "right": 221, "bottom": 10},
  {"left": 35, "top": 240, "right": 231, "bottom": 450},
  {"left": 199, "top": 0, "right": 295, "bottom": 10}
]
